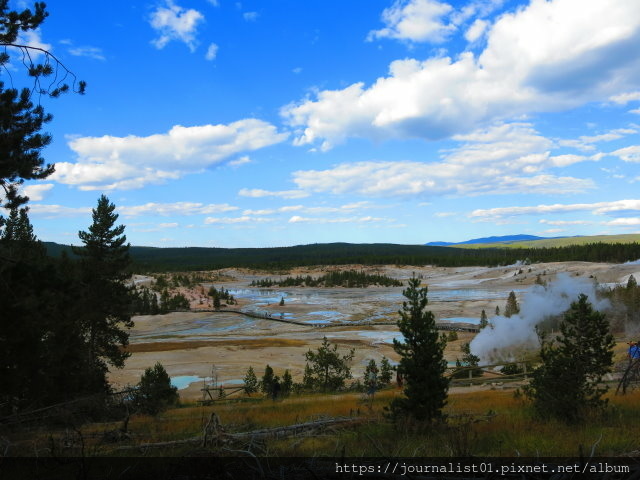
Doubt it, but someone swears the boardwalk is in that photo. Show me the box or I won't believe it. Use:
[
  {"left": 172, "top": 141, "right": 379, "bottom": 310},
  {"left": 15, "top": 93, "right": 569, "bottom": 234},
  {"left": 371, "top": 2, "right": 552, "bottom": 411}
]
[{"left": 170, "top": 308, "right": 479, "bottom": 332}]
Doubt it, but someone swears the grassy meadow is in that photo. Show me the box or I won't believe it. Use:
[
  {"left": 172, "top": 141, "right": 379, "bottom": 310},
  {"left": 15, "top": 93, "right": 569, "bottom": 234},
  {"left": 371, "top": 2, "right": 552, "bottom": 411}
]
[{"left": 28, "top": 384, "right": 638, "bottom": 458}]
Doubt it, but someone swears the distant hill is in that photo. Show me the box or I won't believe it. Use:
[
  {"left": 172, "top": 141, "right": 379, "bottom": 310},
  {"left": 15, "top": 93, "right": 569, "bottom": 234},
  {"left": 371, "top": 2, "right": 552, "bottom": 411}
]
[
  {"left": 454, "top": 233, "right": 640, "bottom": 250},
  {"left": 426, "top": 234, "right": 561, "bottom": 246}
]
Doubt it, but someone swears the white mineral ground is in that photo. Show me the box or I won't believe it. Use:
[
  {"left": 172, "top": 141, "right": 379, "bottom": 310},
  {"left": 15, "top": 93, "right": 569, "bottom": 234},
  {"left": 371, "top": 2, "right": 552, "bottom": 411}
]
[{"left": 110, "top": 262, "right": 640, "bottom": 399}]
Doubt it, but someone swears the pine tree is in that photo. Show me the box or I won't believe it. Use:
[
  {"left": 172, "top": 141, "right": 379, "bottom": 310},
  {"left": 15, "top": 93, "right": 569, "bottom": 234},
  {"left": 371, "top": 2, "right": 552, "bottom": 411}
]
[
  {"left": 304, "top": 336, "right": 355, "bottom": 392},
  {"left": 73, "top": 195, "right": 132, "bottom": 371},
  {"left": 261, "top": 364, "right": 274, "bottom": 394},
  {"left": 526, "top": 294, "right": 615, "bottom": 423},
  {"left": 453, "top": 342, "right": 482, "bottom": 378},
  {"left": 389, "top": 276, "right": 448, "bottom": 422},
  {"left": 479, "top": 309, "right": 489, "bottom": 329},
  {"left": 379, "top": 356, "right": 394, "bottom": 385},
  {"left": 302, "top": 363, "right": 314, "bottom": 390},
  {"left": 136, "top": 362, "right": 179, "bottom": 415},
  {"left": 282, "top": 369, "right": 293, "bottom": 396},
  {"left": 364, "top": 359, "right": 379, "bottom": 393},
  {"left": 243, "top": 366, "right": 258, "bottom": 396},
  {"left": 504, "top": 291, "right": 519, "bottom": 317}
]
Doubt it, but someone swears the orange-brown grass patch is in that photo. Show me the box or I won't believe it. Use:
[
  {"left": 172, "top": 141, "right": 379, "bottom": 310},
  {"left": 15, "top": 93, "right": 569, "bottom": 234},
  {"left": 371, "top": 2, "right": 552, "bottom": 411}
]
[
  {"left": 125, "top": 338, "right": 307, "bottom": 353},
  {"left": 28, "top": 386, "right": 640, "bottom": 457}
]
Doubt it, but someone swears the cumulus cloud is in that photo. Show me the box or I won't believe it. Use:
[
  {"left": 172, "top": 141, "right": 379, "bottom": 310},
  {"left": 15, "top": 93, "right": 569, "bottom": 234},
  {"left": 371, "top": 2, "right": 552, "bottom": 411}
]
[
  {"left": 539, "top": 219, "right": 592, "bottom": 225},
  {"left": 288, "top": 215, "right": 386, "bottom": 224},
  {"left": 204, "top": 216, "right": 271, "bottom": 224},
  {"left": 149, "top": 0, "right": 205, "bottom": 52},
  {"left": 367, "top": 0, "right": 455, "bottom": 43},
  {"left": 205, "top": 42, "right": 218, "bottom": 60},
  {"left": 471, "top": 199, "right": 640, "bottom": 221},
  {"left": 17, "top": 29, "right": 51, "bottom": 59},
  {"left": 21, "top": 184, "right": 54, "bottom": 201},
  {"left": 52, "top": 119, "right": 287, "bottom": 190},
  {"left": 558, "top": 128, "right": 637, "bottom": 151},
  {"left": 243, "top": 11, "right": 258, "bottom": 21},
  {"left": 290, "top": 122, "right": 595, "bottom": 198},
  {"left": 602, "top": 217, "right": 640, "bottom": 226},
  {"left": 610, "top": 91, "right": 640, "bottom": 104},
  {"left": 292, "top": 161, "right": 592, "bottom": 198},
  {"left": 27, "top": 204, "right": 92, "bottom": 218},
  {"left": 118, "top": 202, "right": 238, "bottom": 216},
  {"left": 464, "top": 18, "right": 488, "bottom": 42},
  {"left": 68, "top": 46, "right": 106, "bottom": 61},
  {"left": 610, "top": 145, "right": 640, "bottom": 162},
  {"left": 238, "top": 188, "right": 309, "bottom": 199},
  {"left": 284, "top": 0, "right": 640, "bottom": 148}
]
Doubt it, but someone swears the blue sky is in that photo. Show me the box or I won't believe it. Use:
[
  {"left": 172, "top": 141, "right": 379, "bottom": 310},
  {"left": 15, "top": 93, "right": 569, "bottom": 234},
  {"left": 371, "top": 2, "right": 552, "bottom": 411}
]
[{"left": 9, "top": 0, "right": 640, "bottom": 247}]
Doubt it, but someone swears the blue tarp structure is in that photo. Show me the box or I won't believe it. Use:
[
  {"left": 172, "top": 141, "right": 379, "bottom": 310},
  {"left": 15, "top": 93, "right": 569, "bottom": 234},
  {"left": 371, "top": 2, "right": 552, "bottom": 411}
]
[{"left": 630, "top": 344, "right": 640, "bottom": 359}]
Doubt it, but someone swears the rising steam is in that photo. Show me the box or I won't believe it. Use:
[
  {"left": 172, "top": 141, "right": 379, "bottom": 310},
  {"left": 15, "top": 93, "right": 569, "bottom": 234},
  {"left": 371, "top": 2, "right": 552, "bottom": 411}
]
[{"left": 470, "top": 273, "right": 610, "bottom": 365}]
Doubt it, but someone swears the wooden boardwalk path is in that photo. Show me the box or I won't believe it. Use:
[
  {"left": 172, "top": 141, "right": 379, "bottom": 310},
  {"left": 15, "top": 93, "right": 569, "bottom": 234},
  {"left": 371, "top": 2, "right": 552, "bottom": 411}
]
[{"left": 171, "top": 308, "right": 479, "bottom": 332}]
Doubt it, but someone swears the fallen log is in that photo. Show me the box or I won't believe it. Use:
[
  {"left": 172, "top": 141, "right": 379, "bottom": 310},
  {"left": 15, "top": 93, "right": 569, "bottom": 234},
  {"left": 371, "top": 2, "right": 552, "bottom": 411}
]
[{"left": 113, "top": 415, "right": 366, "bottom": 452}]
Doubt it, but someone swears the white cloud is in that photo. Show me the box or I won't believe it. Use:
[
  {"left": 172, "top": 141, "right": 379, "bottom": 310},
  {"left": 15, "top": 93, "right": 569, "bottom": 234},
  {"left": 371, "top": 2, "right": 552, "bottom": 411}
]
[
  {"left": 292, "top": 160, "right": 592, "bottom": 198},
  {"left": 149, "top": 0, "right": 205, "bottom": 52},
  {"left": 630, "top": 108, "right": 640, "bottom": 115},
  {"left": 290, "top": 122, "right": 595, "bottom": 198},
  {"left": 243, "top": 11, "right": 258, "bottom": 21},
  {"left": 558, "top": 128, "right": 637, "bottom": 151},
  {"left": 28, "top": 204, "right": 92, "bottom": 218},
  {"left": 292, "top": 67, "right": 303, "bottom": 74},
  {"left": 22, "top": 183, "right": 54, "bottom": 201},
  {"left": 471, "top": 199, "right": 640, "bottom": 221},
  {"left": 205, "top": 43, "right": 218, "bottom": 60},
  {"left": 285, "top": 0, "right": 640, "bottom": 148},
  {"left": 18, "top": 29, "right": 51, "bottom": 59},
  {"left": 68, "top": 46, "right": 105, "bottom": 61},
  {"left": 602, "top": 217, "right": 640, "bottom": 226},
  {"left": 228, "top": 155, "right": 251, "bottom": 167},
  {"left": 52, "top": 119, "right": 287, "bottom": 190},
  {"left": 238, "top": 188, "right": 309, "bottom": 199},
  {"left": 288, "top": 215, "right": 386, "bottom": 224},
  {"left": 539, "top": 219, "right": 592, "bottom": 225},
  {"left": 610, "top": 91, "right": 640, "bottom": 104},
  {"left": 367, "top": 0, "right": 455, "bottom": 43},
  {"left": 242, "top": 209, "right": 276, "bottom": 215},
  {"left": 204, "top": 216, "right": 271, "bottom": 224},
  {"left": 118, "top": 202, "right": 238, "bottom": 216},
  {"left": 464, "top": 18, "right": 488, "bottom": 42},
  {"left": 610, "top": 145, "right": 640, "bottom": 162}
]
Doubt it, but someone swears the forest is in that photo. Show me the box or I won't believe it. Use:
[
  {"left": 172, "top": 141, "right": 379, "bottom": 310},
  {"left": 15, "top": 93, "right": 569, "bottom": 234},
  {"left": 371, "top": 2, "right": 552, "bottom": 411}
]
[{"left": 45, "top": 240, "right": 640, "bottom": 272}]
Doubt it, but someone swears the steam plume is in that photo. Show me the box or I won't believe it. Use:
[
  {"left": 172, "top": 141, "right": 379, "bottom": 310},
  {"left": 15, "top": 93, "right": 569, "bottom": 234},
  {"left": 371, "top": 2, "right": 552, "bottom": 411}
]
[{"left": 470, "top": 273, "right": 610, "bottom": 364}]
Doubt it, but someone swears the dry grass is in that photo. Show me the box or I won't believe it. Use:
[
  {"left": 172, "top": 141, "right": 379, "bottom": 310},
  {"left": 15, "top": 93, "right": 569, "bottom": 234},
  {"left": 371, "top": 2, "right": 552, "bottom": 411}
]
[
  {"left": 124, "top": 338, "right": 307, "bottom": 353},
  {"left": 11, "top": 385, "right": 640, "bottom": 457}
]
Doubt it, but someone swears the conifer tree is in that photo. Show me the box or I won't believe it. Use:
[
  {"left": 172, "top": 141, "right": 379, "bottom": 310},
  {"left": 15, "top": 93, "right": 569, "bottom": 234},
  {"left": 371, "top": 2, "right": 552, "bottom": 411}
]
[
  {"left": 282, "top": 369, "right": 293, "bottom": 396},
  {"left": 304, "top": 336, "right": 355, "bottom": 391},
  {"left": 526, "top": 294, "right": 614, "bottom": 423},
  {"left": 364, "top": 359, "right": 379, "bottom": 393},
  {"left": 136, "top": 362, "right": 179, "bottom": 415},
  {"left": 389, "top": 276, "right": 448, "bottom": 422},
  {"left": 243, "top": 366, "right": 258, "bottom": 396},
  {"left": 73, "top": 195, "right": 133, "bottom": 372},
  {"left": 479, "top": 309, "right": 489, "bottom": 329},
  {"left": 504, "top": 291, "right": 519, "bottom": 317},
  {"left": 261, "top": 364, "right": 274, "bottom": 394},
  {"left": 379, "top": 356, "right": 394, "bottom": 385}
]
